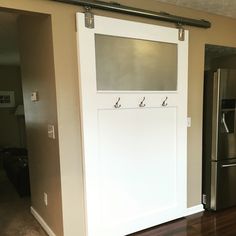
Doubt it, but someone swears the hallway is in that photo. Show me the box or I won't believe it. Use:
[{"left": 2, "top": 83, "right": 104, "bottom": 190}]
[{"left": 0, "top": 170, "right": 47, "bottom": 236}]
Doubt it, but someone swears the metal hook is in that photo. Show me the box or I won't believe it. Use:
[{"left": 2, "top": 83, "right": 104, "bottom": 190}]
[
  {"left": 139, "top": 97, "right": 146, "bottom": 108},
  {"left": 162, "top": 97, "right": 168, "bottom": 107},
  {"left": 114, "top": 97, "right": 121, "bottom": 108}
]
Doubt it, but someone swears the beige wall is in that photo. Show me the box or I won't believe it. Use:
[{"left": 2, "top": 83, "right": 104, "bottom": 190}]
[
  {"left": 18, "top": 14, "right": 64, "bottom": 236},
  {"left": 0, "top": 65, "right": 25, "bottom": 147},
  {"left": 1, "top": 0, "right": 236, "bottom": 235}
]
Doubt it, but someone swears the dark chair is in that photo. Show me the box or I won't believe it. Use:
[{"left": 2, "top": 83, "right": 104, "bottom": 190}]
[{"left": 2, "top": 148, "right": 30, "bottom": 197}]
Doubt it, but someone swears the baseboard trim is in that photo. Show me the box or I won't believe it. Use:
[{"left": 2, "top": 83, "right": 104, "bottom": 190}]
[
  {"left": 185, "top": 204, "right": 204, "bottom": 217},
  {"left": 31, "top": 206, "right": 56, "bottom": 236}
]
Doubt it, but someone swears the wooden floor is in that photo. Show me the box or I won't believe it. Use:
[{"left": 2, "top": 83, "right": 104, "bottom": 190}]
[{"left": 130, "top": 207, "right": 236, "bottom": 236}]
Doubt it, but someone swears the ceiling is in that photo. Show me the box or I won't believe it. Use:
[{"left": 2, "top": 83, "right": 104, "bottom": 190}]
[{"left": 155, "top": 0, "right": 236, "bottom": 18}]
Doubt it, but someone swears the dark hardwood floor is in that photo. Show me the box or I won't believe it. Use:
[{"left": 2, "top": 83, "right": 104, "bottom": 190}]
[{"left": 130, "top": 207, "right": 236, "bottom": 236}]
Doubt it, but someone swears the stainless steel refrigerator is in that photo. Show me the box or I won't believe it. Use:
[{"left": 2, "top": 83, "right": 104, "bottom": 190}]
[{"left": 203, "top": 68, "right": 236, "bottom": 211}]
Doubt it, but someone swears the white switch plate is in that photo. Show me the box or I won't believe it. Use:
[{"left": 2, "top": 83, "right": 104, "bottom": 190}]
[
  {"left": 187, "top": 117, "right": 191, "bottom": 127},
  {"left": 31, "top": 91, "right": 38, "bottom": 102},
  {"left": 48, "top": 124, "right": 55, "bottom": 139}
]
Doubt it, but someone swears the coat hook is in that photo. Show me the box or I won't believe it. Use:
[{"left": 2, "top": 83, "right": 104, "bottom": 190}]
[
  {"left": 162, "top": 97, "right": 168, "bottom": 107},
  {"left": 139, "top": 97, "right": 146, "bottom": 108},
  {"left": 114, "top": 97, "right": 121, "bottom": 108}
]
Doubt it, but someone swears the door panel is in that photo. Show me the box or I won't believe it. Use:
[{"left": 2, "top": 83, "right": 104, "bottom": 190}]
[
  {"left": 98, "top": 108, "right": 177, "bottom": 224},
  {"left": 211, "top": 160, "right": 236, "bottom": 210},
  {"left": 214, "top": 69, "right": 236, "bottom": 160},
  {"left": 77, "top": 13, "right": 188, "bottom": 236}
]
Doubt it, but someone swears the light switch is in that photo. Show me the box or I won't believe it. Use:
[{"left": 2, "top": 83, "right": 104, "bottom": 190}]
[
  {"left": 187, "top": 117, "right": 191, "bottom": 127},
  {"left": 48, "top": 124, "right": 56, "bottom": 139},
  {"left": 31, "top": 91, "right": 38, "bottom": 102}
]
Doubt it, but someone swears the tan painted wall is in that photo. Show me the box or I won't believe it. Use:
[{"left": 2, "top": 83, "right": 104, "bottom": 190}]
[
  {"left": 1, "top": 0, "right": 236, "bottom": 235},
  {"left": 18, "top": 14, "right": 64, "bottom": 236},
  {"left": 0, "top": 65, "right": 24, "bottom": 147}
]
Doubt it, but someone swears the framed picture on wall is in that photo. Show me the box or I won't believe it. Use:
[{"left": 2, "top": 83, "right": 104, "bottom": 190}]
[{"left": 0, "top": 91, "right": 15, "bottom": 108}]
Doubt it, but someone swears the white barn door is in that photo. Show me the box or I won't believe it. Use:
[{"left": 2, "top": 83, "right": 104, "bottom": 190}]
[{"left": 76, "top": 13, "right": 188, "bottom": 236}]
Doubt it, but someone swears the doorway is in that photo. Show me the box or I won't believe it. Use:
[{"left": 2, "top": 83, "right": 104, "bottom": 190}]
[
  {"left": 0, "top": 11, "right": 46, "bottom": 235},
  {"left": 0, "top": 9, "right": 62, "bottom": 236},
  {"left": 202, "top": 44, "right": 236, "bottom": 210}
]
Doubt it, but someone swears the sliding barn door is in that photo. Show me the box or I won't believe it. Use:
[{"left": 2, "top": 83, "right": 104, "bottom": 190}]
[{"left": 76, "top": 13, "right": 188, "bottom": 236}]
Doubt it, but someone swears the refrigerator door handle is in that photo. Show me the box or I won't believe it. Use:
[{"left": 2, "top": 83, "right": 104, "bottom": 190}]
[
  {"left": 222, "top": 112, "right": 230, "bottom": 133},
  {"left": 221, "top": 163, "right": 236, "bottom": 168},
  {"left": 211, "top": 70, "right": 220, "bottom": 161}
]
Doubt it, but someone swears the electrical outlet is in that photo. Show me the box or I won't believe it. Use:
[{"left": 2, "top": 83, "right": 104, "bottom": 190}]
[
  {"left": 44, "top": 192, "right": 48, "bottom": 206},
  {"left": 48, "top": 124, "right": 55, "bottom": 139},
  {"left": 202, "top": 194, "right": 207, "bottom": 205}
]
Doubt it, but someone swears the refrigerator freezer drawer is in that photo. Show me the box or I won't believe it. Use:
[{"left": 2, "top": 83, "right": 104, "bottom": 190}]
[{"left": 211, "top": 161, "right": 236, "bottom": 210}]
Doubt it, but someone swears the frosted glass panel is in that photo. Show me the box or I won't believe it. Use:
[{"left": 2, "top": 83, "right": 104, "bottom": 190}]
[{"left": 95, "top": 34, "right": 177, "bottom": 91}]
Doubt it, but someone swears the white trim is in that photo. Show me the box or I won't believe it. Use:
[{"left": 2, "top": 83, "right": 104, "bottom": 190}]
[
  {"left": 185, "top": 204, "right": 204, "bottom": 217},
  {"left": 31, "top": 206, "right": 56, "bottom": 236}
]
